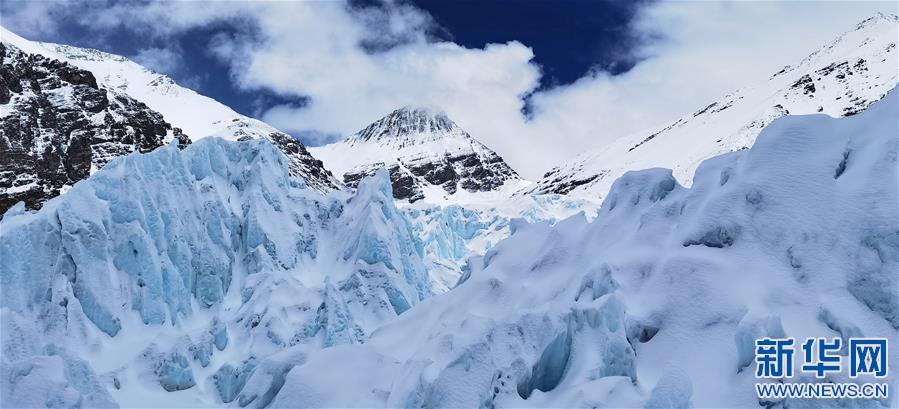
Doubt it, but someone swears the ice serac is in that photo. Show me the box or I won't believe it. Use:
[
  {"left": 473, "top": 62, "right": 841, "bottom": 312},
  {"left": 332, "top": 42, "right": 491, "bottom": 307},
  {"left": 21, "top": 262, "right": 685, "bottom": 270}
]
[
  {"left": 311, "top": 106, "right": 522, "bottom": 202},
  {"left": 403, "top": 194, "right": 595, "bottom": 292},
  {"left": 0, "top": 26, "right": 340, "bottom": 206},
  {"left": 0, "top": 41, "right": 189, "bottom": 213},
  {"left": 269, "top": 90, "right": 899, "bottom": 408},
  {"left": 0, "top": 137, "right": 430, "bottom": 407},
  {"left": 531, "top": 13, "right": 899, "bottom": 199}
]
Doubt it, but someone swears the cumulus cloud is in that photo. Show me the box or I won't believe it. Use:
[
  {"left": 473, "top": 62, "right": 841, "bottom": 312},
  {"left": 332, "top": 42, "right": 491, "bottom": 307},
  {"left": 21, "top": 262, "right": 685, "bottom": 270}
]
[{"left": 0, "top": 0, "right": 894, "bottom": 178}]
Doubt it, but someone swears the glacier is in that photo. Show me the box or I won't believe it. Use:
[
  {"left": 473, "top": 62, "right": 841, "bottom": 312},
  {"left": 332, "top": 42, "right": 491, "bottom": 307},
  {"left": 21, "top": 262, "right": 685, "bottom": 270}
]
[
  {"left": 266, "top": 90, "right": 899, "bottom": 408},
  {"left": 0, "top": 137, "right": 432, "bottom": 407},
  {"left": 0, "top": 62, "right": 896, "bottom": 409}
]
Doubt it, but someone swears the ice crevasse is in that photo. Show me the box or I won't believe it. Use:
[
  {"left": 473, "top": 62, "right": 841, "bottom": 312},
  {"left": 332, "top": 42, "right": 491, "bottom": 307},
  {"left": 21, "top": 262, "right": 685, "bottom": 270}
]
[{"left": 0, "top": 137, "right": 432, "bottom": 407}]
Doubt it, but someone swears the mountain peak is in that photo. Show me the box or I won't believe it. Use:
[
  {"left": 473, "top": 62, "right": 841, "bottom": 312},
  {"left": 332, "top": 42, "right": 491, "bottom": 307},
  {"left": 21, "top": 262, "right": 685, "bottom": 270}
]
[
  {"left": 865, "top": 12, "right": 898, "bottom": 24},
  {"left": 847, "top": 12, "right": 898, "bottom": 34},
  {"left": 347, "top": 105, "right": 467, "bottom": 148},
  {"left": 312, "top": 106, "right": 522, "bottom": 203},
  {"left": 395, "top": 104, "right": 448, "bottom": 117}
]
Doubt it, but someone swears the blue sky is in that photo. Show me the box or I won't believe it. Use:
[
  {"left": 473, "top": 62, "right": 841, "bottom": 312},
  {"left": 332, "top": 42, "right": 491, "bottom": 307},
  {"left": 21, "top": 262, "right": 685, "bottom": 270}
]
[
  {"left": 1, "top": 0, "right": 650, "bottom": 122},
  {"left": 408, "top": 0, "right": 651, "bottom": 85},
  {"left": 1, "top": 0, "right": 894, "bottom": 177}
]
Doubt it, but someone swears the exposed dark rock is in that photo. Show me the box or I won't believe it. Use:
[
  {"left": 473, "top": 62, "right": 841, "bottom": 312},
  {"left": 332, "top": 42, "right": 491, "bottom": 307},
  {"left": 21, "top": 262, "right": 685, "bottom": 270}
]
[
  {"left": 790, "top": 74, "right": 816, "bottom": 96},
  {"left": 0, "top": 42, "right": 191, "bottom": 214},
  {"left": 266, "top": 131, "right": 340, "bottom": 192},
  {"left": 337, "top": 106, "right": 520, "bottom": 201}
]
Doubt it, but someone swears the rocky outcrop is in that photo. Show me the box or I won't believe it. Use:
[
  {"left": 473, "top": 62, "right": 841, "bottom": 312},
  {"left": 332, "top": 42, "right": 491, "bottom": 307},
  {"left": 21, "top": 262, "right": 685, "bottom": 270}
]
[{"left": 0, "top": 42, "right": 189, "bottom": 213}]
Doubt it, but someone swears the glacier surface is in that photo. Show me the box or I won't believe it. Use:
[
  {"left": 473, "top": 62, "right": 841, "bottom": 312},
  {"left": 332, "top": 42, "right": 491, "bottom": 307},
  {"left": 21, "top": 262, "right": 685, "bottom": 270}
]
[{"left": 268, "top": 90, "right": 899, "bottom": 408}]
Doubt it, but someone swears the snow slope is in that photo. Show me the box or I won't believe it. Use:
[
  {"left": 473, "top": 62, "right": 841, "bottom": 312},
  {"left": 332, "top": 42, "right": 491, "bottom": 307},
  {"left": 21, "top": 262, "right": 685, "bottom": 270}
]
[
  {"left": 0, "top": 26, "right": 341, "bottom": 193},
  {"left": 269, "top": 88, "right": 899, "bottom": 408},
  {"left": 530, "top": 13, "right": 898, "bottom": 200},
  {"left": 0, "top": 137, "right": 431, "bottom": 407},
  {"left": 311, "top": 106, "right": 522, "bottom": 203}
]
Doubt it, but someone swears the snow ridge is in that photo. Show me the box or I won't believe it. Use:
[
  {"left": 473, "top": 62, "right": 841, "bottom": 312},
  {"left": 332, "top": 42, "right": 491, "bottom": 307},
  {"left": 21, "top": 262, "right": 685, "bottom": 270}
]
[{"left": 530, "top": 13, "right": 898, "bottom": 199}]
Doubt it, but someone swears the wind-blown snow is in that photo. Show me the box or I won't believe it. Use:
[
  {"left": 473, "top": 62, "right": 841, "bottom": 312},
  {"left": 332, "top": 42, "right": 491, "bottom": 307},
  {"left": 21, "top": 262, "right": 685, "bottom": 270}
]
[
  {"left": 0, "top": 137, "right": 430, "bottom": 407},
  {"left": 267, "top": 89, "right": 899, "bottom": 408}
]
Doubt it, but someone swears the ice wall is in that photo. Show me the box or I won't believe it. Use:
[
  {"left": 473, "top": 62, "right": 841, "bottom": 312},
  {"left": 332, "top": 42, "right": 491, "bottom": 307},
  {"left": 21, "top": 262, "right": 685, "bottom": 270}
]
[{"left": 0, "top": 138, "right": 431, "bottom": 407}]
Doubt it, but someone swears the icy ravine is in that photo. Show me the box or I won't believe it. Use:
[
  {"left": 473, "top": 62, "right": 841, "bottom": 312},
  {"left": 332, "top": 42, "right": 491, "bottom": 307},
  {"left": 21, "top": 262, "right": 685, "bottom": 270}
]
[
  {"left": 0, "top": 26, "right": 341, "bottom": 197},
  {"left": 0, "top": 137, "right": 431, "bottom": 408},
  {"left": 531, "top": 13, "right": 899, "bottom": 200},
  {"left": 311, "top": 106, "right": 523, "bottom": 203},
  {"left": 268, "top": 90, "right": 899, "bottom": 408}
]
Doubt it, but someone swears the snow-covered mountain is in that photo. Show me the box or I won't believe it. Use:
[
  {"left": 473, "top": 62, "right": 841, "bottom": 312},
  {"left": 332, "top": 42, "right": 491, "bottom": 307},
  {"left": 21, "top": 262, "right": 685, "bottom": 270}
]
[
  {"left": 0, "top": 27, "right": 340, "bottom": 203},
  {"left": 530, "top": 13, "right": 898, "bottom": 199},
  {"left": 311, "top": 106, "right": 523, "bottom": 203},
  {"left": 1, "top": 137, "right": 431, "bottom": 407},
  {"left": 310, "top": 105, "right": 591, "bottom": 290},
  {"left": 267, "top": 88, "right": 899, "bottom": 408},
  {"left": 0, "top": 41, "right": 189, "bottom": 212}
]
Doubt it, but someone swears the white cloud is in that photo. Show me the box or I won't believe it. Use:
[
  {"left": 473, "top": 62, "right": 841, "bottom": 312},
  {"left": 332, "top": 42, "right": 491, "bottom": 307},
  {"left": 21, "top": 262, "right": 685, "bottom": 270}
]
[
  {"left": 132, "top": 47, "right": 183, "bottom": 76},
  {"left": 1, "top": 0, "right": 895, "bottom": 179}
]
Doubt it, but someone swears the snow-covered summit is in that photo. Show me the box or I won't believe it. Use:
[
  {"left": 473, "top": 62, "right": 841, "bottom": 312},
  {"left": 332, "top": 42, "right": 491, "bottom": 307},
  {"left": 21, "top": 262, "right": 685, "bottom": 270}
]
[
  {"left": 346, "top": 105, "right": 469, "bottom": 148},
  {"left": 312, "top": 106, "right": 523, "bottom": 203},
  {"left": 0, "top": 26, "right": 341, "bottom": 193},
  {"left": 529, "top": 13, "right": 898, "bottom": 199}
]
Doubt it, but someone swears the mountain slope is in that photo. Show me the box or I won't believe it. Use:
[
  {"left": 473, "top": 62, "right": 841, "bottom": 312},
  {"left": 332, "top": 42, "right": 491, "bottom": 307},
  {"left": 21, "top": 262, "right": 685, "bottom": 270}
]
[
  {"left": 0, "top": 137, "right": 430, "bottom": 407},
  {"left": 0, "top": 27, "right": 340, "bottom": 195},
  {"left": 311, "top": 106, "right": 523, "bottom": 203},
  {"left": 269, "top": 88, "right": 899, "bottom": 408},
  {"left": 0, "top": 41, "right": 189, "bottom": 212},
  {"left": 530, "top": 13, "right": 898, "bottom": 199}
]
